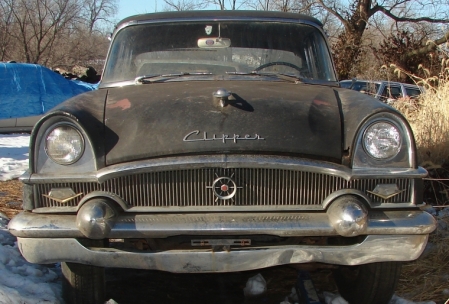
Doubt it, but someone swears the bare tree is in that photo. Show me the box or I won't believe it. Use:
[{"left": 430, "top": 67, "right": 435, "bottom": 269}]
[
  {"left": 248, "top": 0, "right": 271, "bottom": 10},
  {"left": 311, "top": 0, "right": 449, "bottom": 79},
  {"left": 205, "top": 0, "right": 248, "bottom": 10},
  {"left": 404, "top": 30, "right": 449, "bottom": 59},
  {"left": 0, "top": 0, "right": 117, "bottom": 70},
  {"left": 82, "top": 0, "right": 118, "bottom": 33},
  {"left": 0, "top": 1, "right": 14, "bottom": 61},
  {"left": 287, "top": 0, "right": 316, "bottom": 12},
  {"left": 4, "top": 0, "right": 82, "bottom": 64},
  {"left": 163, "top": 0, "right": 207, "bottom": 11}
]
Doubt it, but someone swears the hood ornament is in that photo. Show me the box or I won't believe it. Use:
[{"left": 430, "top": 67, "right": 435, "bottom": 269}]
[{"left": 213, "top": 88, "right": 232, "bottom": 107}]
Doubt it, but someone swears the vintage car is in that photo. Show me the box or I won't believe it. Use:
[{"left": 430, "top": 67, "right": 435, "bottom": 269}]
[{"left": 8, "top": 10, "right": 436, "bottom": 304}]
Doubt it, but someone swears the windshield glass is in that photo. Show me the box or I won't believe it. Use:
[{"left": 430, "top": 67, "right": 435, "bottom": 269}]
[{"left": 102, "top": 21, "right": 336, "bottom": 84}]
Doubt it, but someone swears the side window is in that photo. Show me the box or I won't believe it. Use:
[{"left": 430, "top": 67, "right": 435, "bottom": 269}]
[
  {"left": 366, "top": 83, "right": 379, "bottom": 96},
  {"left": 405, "top": 87, "right": 421, "bottom": 98},
  {"left": 380, "top": 85, "right": 402, "bottom": 101},
  {"left": 352, "top": 82, "right": 367, "bottom": 92},
  {"left": 349, "top": 81, "right": 378, "bottom": 96},
  {"left": 340, "top": 81, "right": 352, "bottom": 88}
]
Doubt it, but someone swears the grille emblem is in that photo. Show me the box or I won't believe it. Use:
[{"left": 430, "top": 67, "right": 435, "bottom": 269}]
[
  {"left": 367, "top": 184, "right": 405, "bottom": 200},
  {"left": 42, "top": 187, "right": 83, "bottom": 204},
  {"left": 207, "top": 173, "right": 242, "bottom": 201}
]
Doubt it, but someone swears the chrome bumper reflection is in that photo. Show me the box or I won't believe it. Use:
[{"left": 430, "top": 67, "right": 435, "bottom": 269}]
[
  {"left": 9, "top": 210, "right": 436, "bottom": 238},
  {"left": 17, "top": 235, "right": 429, "bottom": 271}
]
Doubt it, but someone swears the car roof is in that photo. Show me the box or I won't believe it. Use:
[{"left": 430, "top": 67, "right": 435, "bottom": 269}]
[
  {"left": 117, "top": 10, "right": 323, "bottom": 28},
  {"left": 340, "top": 79, "right": 421, "bottom": 88}
]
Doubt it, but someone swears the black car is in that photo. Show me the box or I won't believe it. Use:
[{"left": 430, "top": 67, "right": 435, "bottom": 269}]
[{"left": 8, "top": 11, "right": 435, "bottom": 304}]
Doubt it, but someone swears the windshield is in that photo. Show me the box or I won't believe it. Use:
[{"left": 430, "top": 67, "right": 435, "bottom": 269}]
[{"left": 102, "top": 20, "right": 336, "bottom": 85}]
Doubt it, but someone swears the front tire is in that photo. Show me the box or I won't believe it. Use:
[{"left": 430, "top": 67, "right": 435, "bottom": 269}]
[
  {"left": 62, "top": 262, "right": 105, "bottom": 304},
  {"left": 333, "top": 262, "right": 402, "bottom": 304}
]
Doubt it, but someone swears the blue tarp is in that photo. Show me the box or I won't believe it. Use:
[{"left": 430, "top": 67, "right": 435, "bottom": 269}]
[{"left": 0, "top": 63, "right": 96, "bottom": 119}]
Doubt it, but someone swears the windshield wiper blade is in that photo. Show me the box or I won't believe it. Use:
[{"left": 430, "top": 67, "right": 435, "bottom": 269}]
[
  {"left": 264, "top": 72, "right": 303, "bottom": 83},
  {"left": 135, "top": 72, "right": 213, "bottom": 84},
  {"left": 226, "top": 71, "right": 258, "bottom": 75},
  {"left": 226, "top": 71, "right": 302, "bottom": 83}
]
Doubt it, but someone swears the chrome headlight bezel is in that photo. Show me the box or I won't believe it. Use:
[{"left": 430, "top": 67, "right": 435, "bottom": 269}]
[
  {"left": 45, "top": 124, "right": 85, "bottom": 165},
  {"left": 31, "top": 113, "right": 98, "bottom": 175},
  {"left": 352, "top": 112, "right": 416, "bottom": 169}
]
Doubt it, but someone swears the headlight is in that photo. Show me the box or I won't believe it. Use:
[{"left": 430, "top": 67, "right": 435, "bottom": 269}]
[
  {"left": 363, "top": 122, "right": 401, "bottom": 159},
  {"left": 45, "top": 125, "right": 84, "bottom": 165}
]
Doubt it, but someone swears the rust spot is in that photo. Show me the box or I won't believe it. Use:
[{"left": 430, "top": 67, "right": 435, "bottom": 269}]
[{"left": 107, "top": 98, "right": 131, "bottom": 110}]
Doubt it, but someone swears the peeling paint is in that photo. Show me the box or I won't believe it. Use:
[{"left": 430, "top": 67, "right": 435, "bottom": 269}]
[{"left": 107, "top": 98, "right": 131, "bottom": 110}]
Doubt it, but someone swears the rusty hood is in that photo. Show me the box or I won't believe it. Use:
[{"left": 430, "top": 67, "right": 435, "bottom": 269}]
[{"left": 103, "top": 81, "right": 342, "bottom": 165}]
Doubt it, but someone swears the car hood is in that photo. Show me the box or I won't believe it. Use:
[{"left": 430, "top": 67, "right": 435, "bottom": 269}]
[{"left": 102, "top": 81, "right": 342, "bottom": 165}]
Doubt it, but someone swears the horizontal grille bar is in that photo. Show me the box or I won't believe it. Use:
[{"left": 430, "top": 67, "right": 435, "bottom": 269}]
[{"left": 35, "top": 168, "right": 412, "bottom": 209}]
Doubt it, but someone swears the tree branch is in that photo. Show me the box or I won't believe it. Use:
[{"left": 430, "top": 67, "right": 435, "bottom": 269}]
[
  {"left": 404, "top": 31, "right": 449, "bottom": 58},
  {"left": 372, "top": 5, "right": 449, "bottom": 23}
]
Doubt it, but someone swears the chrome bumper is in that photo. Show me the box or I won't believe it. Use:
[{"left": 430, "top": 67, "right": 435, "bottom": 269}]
[
  {"left": 9, "top": 210, "right": 436, "bottom": 238},
  {"left": 16, "top": 234, "right": 429, "bottom": 272},
  {"left": 10, "top": 209, "right": 436, "bottom": 271}
]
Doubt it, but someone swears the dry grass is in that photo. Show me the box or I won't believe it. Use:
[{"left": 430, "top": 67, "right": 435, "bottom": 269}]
[
  {"left": 396, "top": 215, "right": 449, "bottom": 303},
  {"left": 394, "top": 81, "right": 449, "bottom": 165},
  {"left": 389, "top": 51, "right": 449, "bottom": 303},
  {"left": 391, "top": 57, "right": 449, "bottom": 166}
]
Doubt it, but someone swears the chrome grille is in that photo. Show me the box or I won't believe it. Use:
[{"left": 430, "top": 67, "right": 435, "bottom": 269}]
[{"left": 35, "top": 168, "right": 412, "bottom": 209}]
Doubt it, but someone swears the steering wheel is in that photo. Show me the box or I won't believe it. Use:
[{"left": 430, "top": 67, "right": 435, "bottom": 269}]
[{"left": 254, "top": 61, "right": 303, "bottom": 73}]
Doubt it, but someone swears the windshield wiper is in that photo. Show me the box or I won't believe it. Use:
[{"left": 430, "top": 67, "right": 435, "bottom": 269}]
[
  {"left": 226, "top": 71, "right": 303, "bottom": 83},
  {"left": 135, "top": 72, "right": 213, "bottom": 84}
]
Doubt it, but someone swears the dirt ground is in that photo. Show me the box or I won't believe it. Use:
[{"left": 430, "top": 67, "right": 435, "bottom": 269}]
[
  {"left": 0, "top": 179, "right": 23, "bottom": 219},
  {"left": 1, "top": 179, "right": 448, "bottom": 304}
]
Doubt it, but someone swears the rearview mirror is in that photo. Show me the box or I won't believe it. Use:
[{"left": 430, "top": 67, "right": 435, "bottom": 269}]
[{"left": 198, "top": 37, "right": 231, "bottom": 48}]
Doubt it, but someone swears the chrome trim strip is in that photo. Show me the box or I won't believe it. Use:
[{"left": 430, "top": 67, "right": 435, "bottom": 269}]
[
  {"left": 24, "top": 155, "right": 428, "bottom": 184},
  {"left": 17, "top": 234, "right": 429, "bottom": 270},
  {"left": 31, "top": 202, "right": 418, "bottom": 213},
  {"left": 116, "top": 16, "right": 323, "bottom": 33},
  {"left": 9, "top": 210, "right": 436, "bottom": 239}
]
